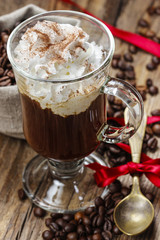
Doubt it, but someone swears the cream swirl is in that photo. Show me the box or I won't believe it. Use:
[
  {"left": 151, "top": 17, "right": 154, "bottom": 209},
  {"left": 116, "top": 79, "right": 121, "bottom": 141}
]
[{"left": 14, "top": 20, "right": 103, "bottom": 79}]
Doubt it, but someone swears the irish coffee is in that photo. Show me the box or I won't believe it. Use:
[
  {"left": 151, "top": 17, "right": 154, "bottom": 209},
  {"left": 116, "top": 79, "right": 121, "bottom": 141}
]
[{"left": 13, "top": 19, "right": 107, "bottom": 161}]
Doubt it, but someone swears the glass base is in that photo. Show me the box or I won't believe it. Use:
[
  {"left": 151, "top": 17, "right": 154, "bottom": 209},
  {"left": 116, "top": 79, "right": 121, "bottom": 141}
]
[{"left": 22, "top": 152, "right": 108, "bottom": 213}]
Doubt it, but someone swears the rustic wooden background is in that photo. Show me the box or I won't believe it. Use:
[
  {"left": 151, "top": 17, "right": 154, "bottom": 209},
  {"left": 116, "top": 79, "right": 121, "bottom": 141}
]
[{"left": 1, "top": 0, "right": 160, "bottom": 239}]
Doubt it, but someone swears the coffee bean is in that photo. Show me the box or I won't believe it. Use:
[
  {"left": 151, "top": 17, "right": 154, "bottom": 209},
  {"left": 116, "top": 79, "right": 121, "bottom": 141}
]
[
  {"left": 128, "top": 44, "right": 138, "bottom": 54},
  {"left": 77, "top": 224, "right": 86, "bottom": 235},
  {"left": 121, "top": 187, "right": 130, "bottom": 196},
  {"left": 152, "top": 123, "right": 160, "bottom": 136},
  {"left": 136, "top": 85, "right": 147, "bottom": 101},
  {"left": 63, "top": 214, "right": 74, "bottom": 222},
  {"left": 95, "top": 196, "right": 105, "bottom": 207},
  {"left": 92, "top": 233, "right": 102, "bottom": 240},
  {"left": 98, "top": 205, "right": 105, "bottom": 216},
  {"left": 145, "top": 192, "right": 154, "bottom": 202},
  {"left": 116, "top": 71, "right": 125, "bottom": 80},
  {"left": 50, "top": 213, "right": 63, "bottom": 220},
  {"left": 17, "top": 188, "right": 27, "bottom": 201},
  {"left": 113, "top": 54, "right": 121, "bottom": 60},
  {"left": 33, "top": 207, "right": 46, "bottom": 218},
  {"left": 85, "top": 225, "right": 92, "bottom": 235},
  {"left": 45, "top": 218, "right": 53, "bottom": 227},
  {"left": 42, "top": 230, "right": 54, "bottom": 240},
  {"left": 85, "top": 207, "right": 95, "bottom": 215},
  {"left": 155, "top": 6, "right": 160, "bottom": 15},
  {"left": 125, "top": 64, "right": 134, "bottom": 71},
  {"left": 111, "top": 59, "right": 119, "bottom": 69},
  {"left": 146, "top": 62, "right": 157, "bottom": 70},
  {"left": 138, "top": 19, "right": 149, "bottom": 27},
  {"left": 146, "top": 126, "right": 153, "bottom": 136},
  {"left": 147, "top": 6, "right": 155, "bottom": 15},
  {"left": 49, "top": 222, "right": 60, "bottom": 232},
  {"left": 108, "top": 180, "right": 121, "bottom": 193},
  {"left": 124, "top": 53, "right": 133, "bottom": 62},
  {"left": 112, "top": 225, "right": 121, "bottom": 235},
  {"left": 96, "top": 215, "right": 104, "bottom": 227},
  {"left": 148, "top": 85, "right": 159, "bottom": 95},
  {"left": 118, "top": 60, "right": 127, "bottom": 71},
  {"left": 55, "top": 218, "right": 67, "bottom": 228},
  {"left": 151, "top": 109, "right": 160, "bottom": 116},
  {"left": 146, "top": 78, "right": 153, "bottom": 88},
  {"left": 125, "top": 70, "right": 135, "bottom": 80},
  {"left": 74, "top": 211, "right": 84, "bottom": 221},
  {"left": 67, "top": 232, "right": 78, "bottom": 240},
  {"left": 147, "top": 137, "right": 158, "bottom": 151},
  {"left": 0, "top": 67, "right": 4, "bottom": 76},
  {"left": 79, "top": 237, "right": 87, "bottom": 240},
  {"left": 64, "top": 223, "right": 76, "bottom": 233},
  {"left": 103, "top": 219, "right": 112, "bottom": 232},
  {"left": 152, "top": 56, "right": 160, "bottom": 65},
  {"left": 102, "top": 230, "right": 112, "bottom": 239}
]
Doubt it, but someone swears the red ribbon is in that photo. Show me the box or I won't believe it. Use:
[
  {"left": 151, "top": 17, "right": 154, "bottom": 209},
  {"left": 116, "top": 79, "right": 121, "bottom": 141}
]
[
  {"left": 60, "top": 0, "right": 160, "bottom": 57},
  {"left": 87, "top": 142, "right": 160, "bottom": 188}
]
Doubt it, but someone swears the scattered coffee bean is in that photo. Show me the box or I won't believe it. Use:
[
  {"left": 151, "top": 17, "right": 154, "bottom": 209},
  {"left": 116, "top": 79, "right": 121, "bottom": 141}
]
[
  {"left": 112, "top": 225, "right": 121, "bottom": 235},
  {"left": 147, "top": 137, "right": 158, "bottom": 151},
  {"left": 116, "top": 71, "right": 125, "bottom": 80},
  {"left": 147, "top": 6, "right": 155, "bottom": 15},
  {"left": 17, "top": 188, "right": 27, "bottom": 201},
  {"left": 146, "top": 78, "right": 153, "bottom": 88},
  {"left": 125, "top": 70, "right": 135, "bottom": 80},
  {"left": 152, "top": 123, "right": 160, "bottom": 136},
  {"left": 152, "top": 56, "right": 160, "bottom": 65},
  {"left": 108, "top": 180, "right": 121, "bottom": 193},
  {"left": 113, "top": 54, "right": 121, "bottom": 60},
  {"left": 151, "top": 109, "right": 160, "bottom": 116},
  {"left": 146, "top": 62, "right": 157, "bottom": 71},
  {"left": 45, "top": 218, "right": 53, "bottom": 227},
  {"left": 136, "top": 85, "right": 147, "bottom": 101},
  {"left": 118, "top": 60, "right": 127, "bottom": 71},
  {"left": 155, "top": 6, "right": 160, "bottom": 15},
  {"left": 121, "top": 187, "right": 130, "bottom": 197},
  {"left": 74, "top": 211, "right": 84, "bottom": 221},
  {"left": 138, "top": 18, "right": 150, "bottom": 27},
  {"left": 124, "top": 53, "right": 133, "bottom": 62},
  {"left": 145, "top": 192, "right": 154, "bottom": 202},
  {"left": 148, "top": 85, "right": 159, "bottom": 95},
  {"left": 42, "top": 230, "right": 54, "bottom": 240},
  {"left": 33, "top": 207, "right": 46, "bottom": 218},
  {"left": 111, "top": 59, "right": 119, "bottom": 69},
  {"left": 128, "top": 44, "right": 138, "bottom": 54}
]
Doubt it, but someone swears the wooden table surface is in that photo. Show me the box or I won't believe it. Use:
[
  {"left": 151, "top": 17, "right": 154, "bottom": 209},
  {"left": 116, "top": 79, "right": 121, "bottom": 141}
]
[{"left": 1, "top": 0, "right": 160, "bottom": 239}]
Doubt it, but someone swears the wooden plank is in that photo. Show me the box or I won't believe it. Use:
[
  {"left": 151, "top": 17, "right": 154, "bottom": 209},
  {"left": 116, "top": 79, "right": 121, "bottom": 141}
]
[{"left": 0, "top": 0, "right": 160, "bottom": 239}]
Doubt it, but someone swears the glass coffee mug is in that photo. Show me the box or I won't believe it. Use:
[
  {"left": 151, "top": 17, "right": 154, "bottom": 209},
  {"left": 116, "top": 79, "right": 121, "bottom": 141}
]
[{"left": 7, "top": 11, "right": 143, "bottom": 212}]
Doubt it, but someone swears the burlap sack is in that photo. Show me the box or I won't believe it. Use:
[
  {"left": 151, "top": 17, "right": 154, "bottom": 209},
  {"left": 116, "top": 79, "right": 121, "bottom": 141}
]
[{"left": 0, "top": 4, "right": 45, "bottom": 139}]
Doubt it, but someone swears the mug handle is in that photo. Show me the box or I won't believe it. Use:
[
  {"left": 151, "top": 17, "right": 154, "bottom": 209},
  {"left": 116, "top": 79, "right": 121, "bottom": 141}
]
[{"left": 97, "top": 76, "right": 144, "bottom": 143}]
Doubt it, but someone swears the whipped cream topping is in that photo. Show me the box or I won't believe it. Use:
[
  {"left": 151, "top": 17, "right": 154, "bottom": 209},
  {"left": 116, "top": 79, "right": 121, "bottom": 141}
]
[
  {"left": 14, "top": 20, "right": 107, "bottom": 116},
  {"left": 14, "top": 20, "right": 104, "bottom": 79}
]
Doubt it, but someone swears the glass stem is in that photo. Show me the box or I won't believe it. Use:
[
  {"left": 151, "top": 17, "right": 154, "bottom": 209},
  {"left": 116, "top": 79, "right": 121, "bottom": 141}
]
[{"left": 48, "top": 158, "right": 84, "bottom": 179}]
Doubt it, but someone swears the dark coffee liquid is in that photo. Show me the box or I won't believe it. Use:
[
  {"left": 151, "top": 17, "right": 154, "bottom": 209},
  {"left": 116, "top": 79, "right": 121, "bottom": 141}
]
[{"left": 20, "top": 93, "right": 107, "bottom": 161}]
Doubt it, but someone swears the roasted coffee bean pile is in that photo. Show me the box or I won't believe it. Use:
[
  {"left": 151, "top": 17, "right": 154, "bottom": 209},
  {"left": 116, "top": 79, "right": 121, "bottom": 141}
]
[
  {"left": 137, "top": 4, "right": 160, "bottom": 42},
  {"left": 0, "top": 29, "right": 16, "bottom": 86},
  {"left": 26, "top": 179, "right": 153, "bottom": 240},
  {"left": 111, "top": 53, "right": 136, "bottom": 87}
]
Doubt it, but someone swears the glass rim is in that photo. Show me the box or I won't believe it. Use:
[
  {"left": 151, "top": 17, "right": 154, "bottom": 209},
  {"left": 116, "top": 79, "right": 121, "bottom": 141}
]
[{"left": 7, "top": 10, "right": 115, "bottom": 84}]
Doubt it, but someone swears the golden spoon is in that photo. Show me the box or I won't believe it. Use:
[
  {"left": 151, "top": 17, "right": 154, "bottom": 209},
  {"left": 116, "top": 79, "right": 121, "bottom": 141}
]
[{"left": 113, "top": 109, "right": 154, "bottom": 236}]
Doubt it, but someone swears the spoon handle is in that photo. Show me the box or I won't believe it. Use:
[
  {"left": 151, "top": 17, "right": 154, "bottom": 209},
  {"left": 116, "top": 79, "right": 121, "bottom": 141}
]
[{"left": 124, "top": 109, "right": 147, "bottom": 164}]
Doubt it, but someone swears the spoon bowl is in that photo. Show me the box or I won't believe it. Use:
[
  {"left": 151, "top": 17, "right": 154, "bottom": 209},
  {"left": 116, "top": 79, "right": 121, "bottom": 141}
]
[
  {"left": 114, "top": 190, "right": 154, "bottom": 235},
  {"left": 113, "top": 109, "right": 154, "bottom": 236}
]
